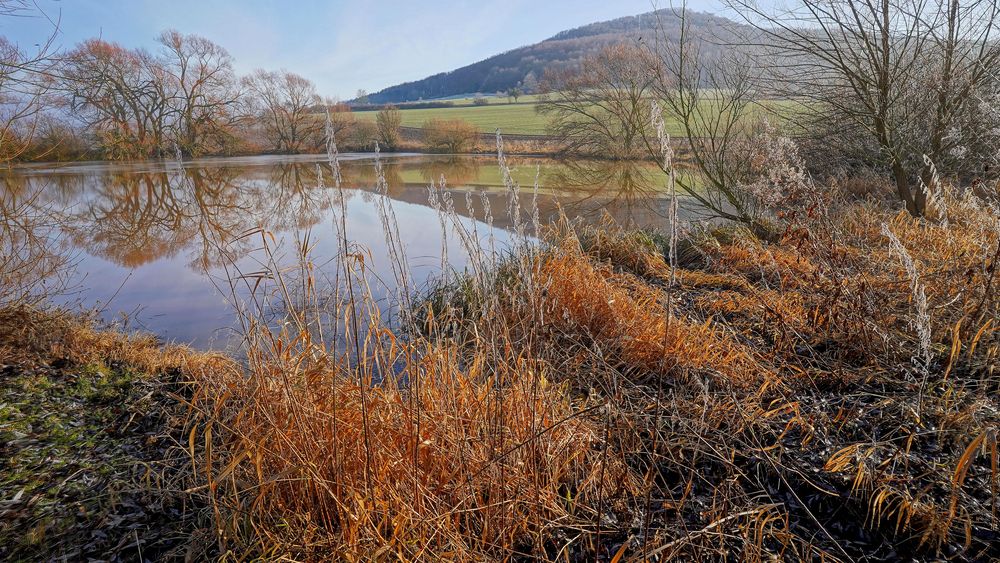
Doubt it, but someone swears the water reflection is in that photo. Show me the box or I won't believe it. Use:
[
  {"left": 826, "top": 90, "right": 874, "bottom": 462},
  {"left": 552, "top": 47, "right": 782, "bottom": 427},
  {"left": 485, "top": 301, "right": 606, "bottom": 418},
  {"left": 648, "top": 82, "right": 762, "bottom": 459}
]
[
  {"left": 541, "top": 159, "right": 670, "bottom": 228},
  {"left": 3, "top": 155, "right": 686, "bottom": 348}
]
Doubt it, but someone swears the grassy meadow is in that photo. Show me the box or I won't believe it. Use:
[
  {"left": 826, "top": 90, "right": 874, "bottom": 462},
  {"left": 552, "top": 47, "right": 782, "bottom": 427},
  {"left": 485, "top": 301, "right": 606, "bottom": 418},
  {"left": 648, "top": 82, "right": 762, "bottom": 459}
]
[
  {"left": 356, "top": 96, "right": 804, "bottom": 138},
  {"left": 356, "top": 101, "right": 552, "bottom": 135}
]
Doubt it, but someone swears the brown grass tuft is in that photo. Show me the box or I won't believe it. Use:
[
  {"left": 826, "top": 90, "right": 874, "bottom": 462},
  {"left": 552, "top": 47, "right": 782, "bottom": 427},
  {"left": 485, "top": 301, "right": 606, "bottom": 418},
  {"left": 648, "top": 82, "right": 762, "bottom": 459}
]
[
  {"left": 191, "top": 330, "right": 638, "bottom": 559},
  {"left": 533, "top": 246, "right": 762, "bottom": 387}
]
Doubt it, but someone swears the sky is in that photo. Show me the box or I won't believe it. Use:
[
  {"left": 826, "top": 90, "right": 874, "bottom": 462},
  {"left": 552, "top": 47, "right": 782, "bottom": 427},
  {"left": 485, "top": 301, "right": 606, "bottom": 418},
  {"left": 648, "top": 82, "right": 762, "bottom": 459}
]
[{"left": 2, "top": 0, "right": 734, "bottom": 99}]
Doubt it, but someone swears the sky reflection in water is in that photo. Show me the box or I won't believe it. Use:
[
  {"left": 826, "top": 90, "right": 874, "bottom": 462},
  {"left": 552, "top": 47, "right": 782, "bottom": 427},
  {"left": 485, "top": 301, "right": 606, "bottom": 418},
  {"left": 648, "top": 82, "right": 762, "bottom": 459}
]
[{"left": 5, "top": 154, "right": 688, "bottom": 349}]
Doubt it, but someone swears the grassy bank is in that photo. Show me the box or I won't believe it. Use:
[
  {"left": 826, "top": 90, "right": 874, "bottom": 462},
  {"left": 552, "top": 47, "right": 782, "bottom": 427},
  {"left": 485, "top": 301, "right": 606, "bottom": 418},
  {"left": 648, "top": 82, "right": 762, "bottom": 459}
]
[
  {"left": 3, "top": 167, "right": 999, "bottom": 560},
  {"left": 184, "top": 176, "right": 999, "bottom": 559},
  {"left": 0, "top": 307, "right": 231, "bottom": 561}
]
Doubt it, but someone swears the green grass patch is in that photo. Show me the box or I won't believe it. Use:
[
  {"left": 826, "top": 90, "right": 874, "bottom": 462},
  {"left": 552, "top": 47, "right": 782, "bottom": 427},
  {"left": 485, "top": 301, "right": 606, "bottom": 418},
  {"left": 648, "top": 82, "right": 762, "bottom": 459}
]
[
  {"left": 0, "top": 359, "right": 208, "bottom": 560},
  {"left": 358, "top": 103, "right": 551, "bottom": 135},
  {"left": 357, "top": 97, "right": 802, "bottom": 137}
]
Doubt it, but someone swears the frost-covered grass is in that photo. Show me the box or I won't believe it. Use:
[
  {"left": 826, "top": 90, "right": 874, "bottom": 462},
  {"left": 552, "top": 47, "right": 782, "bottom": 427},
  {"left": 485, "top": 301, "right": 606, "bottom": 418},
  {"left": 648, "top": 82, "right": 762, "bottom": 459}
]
[
  {"left": 0, "top": 306, "right": 231, "bottom": 560},
  {"left": 177, "top": 136, "right": 1000, "bottom": 560},
  {"left": 3, "top": 130, "right": 999, "bottom": 560}
]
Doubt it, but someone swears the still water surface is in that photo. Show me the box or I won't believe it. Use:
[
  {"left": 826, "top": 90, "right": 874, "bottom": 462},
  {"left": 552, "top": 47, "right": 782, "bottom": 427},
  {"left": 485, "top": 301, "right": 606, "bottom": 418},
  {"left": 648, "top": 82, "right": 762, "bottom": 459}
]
[{"left": 6, "top": 154, "right": 687, "bottom": 349}]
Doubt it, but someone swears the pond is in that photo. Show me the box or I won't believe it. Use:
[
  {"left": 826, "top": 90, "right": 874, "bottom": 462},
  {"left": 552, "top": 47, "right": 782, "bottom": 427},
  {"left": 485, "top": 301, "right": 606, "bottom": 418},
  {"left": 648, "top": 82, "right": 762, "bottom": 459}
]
[{"left": 3, "top": 154, "right": 694, "bottom": 349}]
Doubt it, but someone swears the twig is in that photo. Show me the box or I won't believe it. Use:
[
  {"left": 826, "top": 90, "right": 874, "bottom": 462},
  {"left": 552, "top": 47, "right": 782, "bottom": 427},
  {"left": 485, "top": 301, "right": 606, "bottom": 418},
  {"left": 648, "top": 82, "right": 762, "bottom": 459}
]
[{"left": 632, "top": 506, "right": 776, "bottom": 561}]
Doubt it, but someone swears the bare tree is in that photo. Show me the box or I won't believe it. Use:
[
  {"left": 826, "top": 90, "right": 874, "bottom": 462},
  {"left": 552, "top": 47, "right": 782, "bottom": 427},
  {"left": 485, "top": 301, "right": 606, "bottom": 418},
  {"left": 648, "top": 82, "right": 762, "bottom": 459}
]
[
  {"left": 62, "top": 39, "right": 174, "bottom": 159},
  {"left": 0, "top": 1, "right": 60, "bottom": 164},
  {"left": 242, "top": 69, "right": 321, "bottom": 153},
  {"left": 157, "top": 30, "right": 241, "bottom": 156},
  {"left": 376, "top": 105, "right": 401, "bottom": 150},
  {"left": 647, "top": 5, "right": 765, "bottom": 225},
  {"left": 538, "top": 43, "right": 659, "bottom": 160},
  {"left": 729, "top": 0, "right": 1000, "bottom": 216},
  {"left": 0, "top": 38, "right": 49, "bottom": 163}
]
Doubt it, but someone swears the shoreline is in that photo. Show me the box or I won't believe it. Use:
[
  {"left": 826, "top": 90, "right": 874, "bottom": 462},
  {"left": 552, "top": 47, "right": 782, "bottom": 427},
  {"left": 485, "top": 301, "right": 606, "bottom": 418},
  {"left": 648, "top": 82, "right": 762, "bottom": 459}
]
[
  {"left": 4, "top": 143, "right": 568, "bottom": 169},
  {"left": 4, "top": 194, "right": 999, "bottom": 559}
]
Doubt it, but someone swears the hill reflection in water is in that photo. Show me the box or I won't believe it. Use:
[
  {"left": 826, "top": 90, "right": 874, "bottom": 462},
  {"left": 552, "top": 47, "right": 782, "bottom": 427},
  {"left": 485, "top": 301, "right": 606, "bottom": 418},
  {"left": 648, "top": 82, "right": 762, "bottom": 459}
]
[{"left": 4, "top": 154, "right": 694, "bottom": 348}]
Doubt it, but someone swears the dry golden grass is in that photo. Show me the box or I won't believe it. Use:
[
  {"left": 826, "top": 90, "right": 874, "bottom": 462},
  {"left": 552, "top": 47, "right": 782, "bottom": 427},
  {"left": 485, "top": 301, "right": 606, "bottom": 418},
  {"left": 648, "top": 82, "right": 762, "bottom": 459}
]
[
  {"left": 178, "top": 184, "right": 1000, "bottom": 560},
  {"left": 0, "top": 304, "right": 233, "bottom": 376},
  {"left": 8, "top": 170, "right": 994, "bottom": 560},
  {"left": 531, "top": 246, "right": 762, "bottom": 387},
  {"left": 188, "top": 306, "right": 639, "bottom": 560}
]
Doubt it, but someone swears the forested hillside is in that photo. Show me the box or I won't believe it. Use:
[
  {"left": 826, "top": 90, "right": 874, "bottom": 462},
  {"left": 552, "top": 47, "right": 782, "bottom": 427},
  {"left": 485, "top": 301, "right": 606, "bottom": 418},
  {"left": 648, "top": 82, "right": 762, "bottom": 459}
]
[{"left": 367, "top": 10, "right": 739, "bottom": 103}]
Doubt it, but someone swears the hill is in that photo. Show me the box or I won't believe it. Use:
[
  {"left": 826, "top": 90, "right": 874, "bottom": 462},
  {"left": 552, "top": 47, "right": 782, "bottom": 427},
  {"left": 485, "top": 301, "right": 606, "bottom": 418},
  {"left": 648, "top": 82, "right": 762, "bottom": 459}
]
[{"left": 366, "top": 9, "right": 743, "bottom": 104}]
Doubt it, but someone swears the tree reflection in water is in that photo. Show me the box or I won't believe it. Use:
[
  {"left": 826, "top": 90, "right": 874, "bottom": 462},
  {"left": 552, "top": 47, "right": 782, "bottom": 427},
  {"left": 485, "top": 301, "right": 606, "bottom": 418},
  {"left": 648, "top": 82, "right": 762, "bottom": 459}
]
[
  {"left": 3, "top": 155, "right": 684, "bottom": 346},
  {"left": 541, "top": 158, "right": 674, "bottom": 228},
  {"left": 0, "top": 175, "right": 76, "bottom": 306}
]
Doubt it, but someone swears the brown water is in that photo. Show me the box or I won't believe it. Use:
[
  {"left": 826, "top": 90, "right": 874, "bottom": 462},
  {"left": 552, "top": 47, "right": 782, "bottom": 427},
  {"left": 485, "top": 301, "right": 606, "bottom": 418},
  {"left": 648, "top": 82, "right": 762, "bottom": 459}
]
[{"left": 4, "top": 154, "right": 686, "bottom": 349}]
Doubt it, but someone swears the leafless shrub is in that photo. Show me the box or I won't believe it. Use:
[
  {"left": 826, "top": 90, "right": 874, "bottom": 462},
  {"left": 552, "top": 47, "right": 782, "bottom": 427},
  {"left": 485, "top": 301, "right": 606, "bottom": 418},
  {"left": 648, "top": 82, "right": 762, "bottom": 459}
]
[
  {"left": 647, "top": 5, "right": 769, "bottom": 227},
  {"left": 422, "top": 118, "right": 478, "bottom": 153},
  {"left": 375, "top": 105, "right": 402, "bottom": 150},
  {"left": 741, "top": 122, "right": 829, "bottom": 218},
  {"left": 729, "top": 0, "right": 1000, "bottom": 217}
]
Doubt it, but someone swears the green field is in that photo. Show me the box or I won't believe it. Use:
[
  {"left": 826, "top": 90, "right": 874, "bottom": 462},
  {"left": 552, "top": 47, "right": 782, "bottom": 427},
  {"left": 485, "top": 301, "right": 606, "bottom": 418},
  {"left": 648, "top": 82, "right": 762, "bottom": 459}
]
[
  {"left": 420, "top": 94, "right": 547, "bottom": 105},
  {"left": 356, "top": 103, "right": 550, "bottom": 135},
  {"left": 356, "top": 98, "right": 805, "bottom": 137}
]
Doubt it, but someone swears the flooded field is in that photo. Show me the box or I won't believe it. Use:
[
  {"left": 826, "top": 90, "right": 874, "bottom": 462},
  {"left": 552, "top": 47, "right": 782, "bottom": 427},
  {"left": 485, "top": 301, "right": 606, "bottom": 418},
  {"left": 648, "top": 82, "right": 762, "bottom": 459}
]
[{"left": 3, "top": 153, "right": 689, "bottom": 348}]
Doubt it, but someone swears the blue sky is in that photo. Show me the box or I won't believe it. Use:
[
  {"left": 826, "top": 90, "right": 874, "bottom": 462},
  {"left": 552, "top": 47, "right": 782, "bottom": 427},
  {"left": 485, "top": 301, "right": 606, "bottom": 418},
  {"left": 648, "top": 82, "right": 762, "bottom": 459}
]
[{"left": 4, "top": 0, "right": 732, "bottom": 99}]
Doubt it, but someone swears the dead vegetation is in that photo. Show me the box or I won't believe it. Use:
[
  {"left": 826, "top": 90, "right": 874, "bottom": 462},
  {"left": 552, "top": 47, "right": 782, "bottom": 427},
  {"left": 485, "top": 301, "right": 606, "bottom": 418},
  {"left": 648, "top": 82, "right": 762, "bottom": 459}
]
[
  {"left": 560, "top": 193, "right": 1000, "bottom": 559},
  {"left": 174, "top": 138, "right": 1000, "bottom": 560},
  {"left": 2, "top": 134, "right": 999, "bottom": 560}
]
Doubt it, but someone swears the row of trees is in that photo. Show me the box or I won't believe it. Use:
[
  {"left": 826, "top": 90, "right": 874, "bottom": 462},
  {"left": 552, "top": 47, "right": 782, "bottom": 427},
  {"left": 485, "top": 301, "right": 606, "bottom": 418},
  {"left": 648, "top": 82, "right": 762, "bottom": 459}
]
[
  {"left": 1, "top": 15, "right": 398, "bottom": 162},
  {"left": 539, "top": 0, "right": 1000, "bottom": 219},
  {"left": 59, "top": 32, "right": 335, "bottom": 158}
]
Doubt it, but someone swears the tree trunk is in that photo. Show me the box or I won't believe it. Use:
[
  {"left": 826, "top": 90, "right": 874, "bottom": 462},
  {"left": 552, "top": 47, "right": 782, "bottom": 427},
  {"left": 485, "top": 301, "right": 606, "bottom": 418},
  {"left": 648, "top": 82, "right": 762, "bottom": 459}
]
[{"left": 892, "top": 161, "right": 923, "bottom": 217}]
